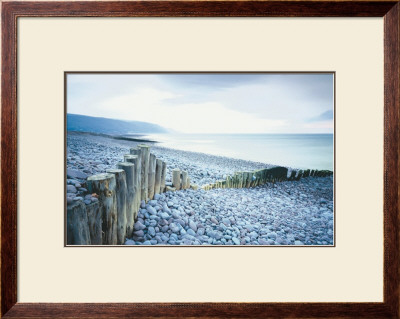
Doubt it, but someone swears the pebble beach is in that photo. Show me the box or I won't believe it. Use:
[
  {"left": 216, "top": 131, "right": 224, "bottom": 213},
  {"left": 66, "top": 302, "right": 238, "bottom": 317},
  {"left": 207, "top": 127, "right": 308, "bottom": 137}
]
[{"left": 67, "top": 131, "right": 334, "bottom": 246}]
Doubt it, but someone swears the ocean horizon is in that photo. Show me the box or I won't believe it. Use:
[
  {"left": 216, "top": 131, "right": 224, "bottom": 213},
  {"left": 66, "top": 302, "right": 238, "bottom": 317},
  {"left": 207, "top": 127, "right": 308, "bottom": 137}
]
[{"left": 141, "top": 133, "right": 334, "bottom": 171}]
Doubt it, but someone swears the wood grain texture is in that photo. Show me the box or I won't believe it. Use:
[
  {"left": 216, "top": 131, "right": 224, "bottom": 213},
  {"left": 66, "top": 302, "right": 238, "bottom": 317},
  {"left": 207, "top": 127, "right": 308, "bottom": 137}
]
[
  {"left": 0, "top": 1, "right": 398, "bottom": 16},
  {"left": 1, "top": 1, "right": 399, "bottom": 318},
  {"left": 1, "top": 1, "right": 18, "bottom": 317},
  {"left": 384, "top": 3, "right": 400, "bottom": 318},
  {"left": 0, "top": 302, "right": 395, "bottom": 318}
]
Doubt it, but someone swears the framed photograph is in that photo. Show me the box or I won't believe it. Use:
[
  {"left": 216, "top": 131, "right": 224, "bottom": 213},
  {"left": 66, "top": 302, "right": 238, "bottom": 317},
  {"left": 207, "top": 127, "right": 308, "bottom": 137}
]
[
  {"left": 2, "top": 1, "right": 399, "bottom": 318},
  {"left": 65, "top": 71, "right": 335, "bottom": 247}
]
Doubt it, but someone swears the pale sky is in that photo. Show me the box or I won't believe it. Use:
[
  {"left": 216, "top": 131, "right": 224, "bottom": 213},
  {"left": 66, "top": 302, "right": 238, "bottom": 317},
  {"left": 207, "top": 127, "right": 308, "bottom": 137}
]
[{"left": 67, "top": 73, "right": 334, "bottom": 134}]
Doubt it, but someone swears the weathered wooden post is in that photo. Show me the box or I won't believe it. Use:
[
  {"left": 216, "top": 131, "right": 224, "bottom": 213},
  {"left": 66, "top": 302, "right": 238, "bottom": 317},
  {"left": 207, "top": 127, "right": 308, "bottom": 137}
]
[
  {"left": 86, "top": 201, "right": 102, "bottom": 245},
  {"left": 289, "top": 169, "right": 297, "bottom": 180},
  {"left": 124, "top": 154, "right": 141, "bottom": 216},
  {"left": 116, "top": 162, "right": 135, "bottom": 238},
  {"left": 67, "top": 200, "right": 91, "bottom": 245},
  {"left": 138, "top": 144, "right": 150, "bottom": 201},
  {"left": 148, "top": 153, "right": 156, "bottom": 200},
  {"left": 186, "top": 177, "right": 191, "bottom": 189},
  {"left": 160, "top": 161, "right": 167, "bottom": 193},
  {"left": 87, "top": 173, "right": 118, "bottom": 245},
  {"left": 255, "top": 171, "right": 261, "bottom": 186},
  {"left": 257, "top": 171, "right": 262, "bottom": 186},
  {"left": 248, "top": 171, "right": 257, "bottom": 187},
  {"left": 240, "top": 173, "right": 245, "bottom": 188},
  {"left": 265, "top": 170, "right": 271, "bottom": 183},
  {"left": 262, "top": 169, "right": 268, "bottom": 184},
  {"left": 252, "top": 171, "right": 258, "bottom": 187},
  {"left": 295, "top": 169, "right": 303, "bottom": 180},
  {"left": 243, "top": 172, "right": 248, "bottom": 188},
  {"left": 129, "top": 148, "right": 142, "bottom": 206},
  {"left": 261, "top": 170, "right": 265, "bottom": 185},
  {"left": 255, "top": 171, "right": 260, "bottom": 186},
  {"left": 172, "top": 168, "right": 181, "bottom": 190},
  {"left": 247, "top": 172, "right": 252, "bottom": 187},
  {"left": 106, "top": 168, "right": 127, "bottom": 245},
  {"left": 181, "top": 171, "right": 188, "bottom": 189},
  {"left": 240, "top": 172, "right": 245, "bottom": 188},
  {"left": 155, "top": 158, "right": 162, "bottom": 195},
  {"left": 247, "top": 171, "right": 257, "bottom": 187},
  {"left": 257, "top": 170, "right": 262, "bottom": 185}
]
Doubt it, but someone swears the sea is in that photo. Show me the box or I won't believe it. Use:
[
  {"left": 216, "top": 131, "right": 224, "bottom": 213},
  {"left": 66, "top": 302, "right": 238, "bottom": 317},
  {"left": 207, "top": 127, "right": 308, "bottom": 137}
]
[{"left": 142, "top": 133, "right": 334, "bottom": 171}]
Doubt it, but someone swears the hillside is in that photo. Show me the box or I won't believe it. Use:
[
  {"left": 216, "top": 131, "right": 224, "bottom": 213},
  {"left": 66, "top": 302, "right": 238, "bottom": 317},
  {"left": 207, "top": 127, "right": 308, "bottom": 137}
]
[{"left": 67, "top": 114, "right": 168, "bottom": 135}]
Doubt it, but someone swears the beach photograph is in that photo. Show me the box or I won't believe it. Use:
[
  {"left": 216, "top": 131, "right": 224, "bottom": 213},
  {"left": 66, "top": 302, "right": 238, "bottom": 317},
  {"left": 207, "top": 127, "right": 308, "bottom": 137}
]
[{"left": 66, "top": 72, "right": 334, "bottom": 246}]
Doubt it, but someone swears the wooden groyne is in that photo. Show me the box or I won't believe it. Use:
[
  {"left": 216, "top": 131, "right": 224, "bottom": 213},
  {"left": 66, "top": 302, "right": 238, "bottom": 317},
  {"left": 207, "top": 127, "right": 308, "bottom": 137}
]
[
  {"left": 67, "top": 144, "right": 332, "bottom": 245},
  {"left": 67, "top": 145, "right": 194, "bottom": 245},
  {"left": 202, "top": 167, "right": 333, "bottom": 191}
]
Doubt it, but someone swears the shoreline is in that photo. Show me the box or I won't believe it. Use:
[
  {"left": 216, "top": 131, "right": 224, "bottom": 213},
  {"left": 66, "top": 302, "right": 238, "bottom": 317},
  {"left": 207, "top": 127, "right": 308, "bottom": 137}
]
[
  {"left": 68, "top": 130, "right": 157, "bottom": 143},
  {"left": 67, "top": 130, "right": 282, "bottom": 186},
  {"left": 68, "top": 130, "right": 330, "bottom": 180}
]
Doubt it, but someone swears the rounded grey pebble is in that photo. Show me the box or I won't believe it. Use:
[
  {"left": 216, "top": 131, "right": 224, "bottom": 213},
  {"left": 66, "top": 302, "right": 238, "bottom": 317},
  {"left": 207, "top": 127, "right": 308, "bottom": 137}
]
[
  {"left": 67, "top": 185, "right": 77, "bottom": 193},
  {"left": 148, "top": 226, "right": 156, "bottom": 237}
]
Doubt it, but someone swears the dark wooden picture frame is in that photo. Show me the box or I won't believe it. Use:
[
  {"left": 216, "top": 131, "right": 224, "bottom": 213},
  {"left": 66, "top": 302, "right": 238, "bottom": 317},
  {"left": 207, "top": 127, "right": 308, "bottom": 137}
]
[{"left": 2, "top": 1, "right": 399, "bottom": 318}]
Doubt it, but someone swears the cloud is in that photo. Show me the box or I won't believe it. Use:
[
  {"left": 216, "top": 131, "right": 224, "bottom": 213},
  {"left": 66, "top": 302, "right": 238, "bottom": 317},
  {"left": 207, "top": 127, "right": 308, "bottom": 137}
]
[
  {"left": 307, "top": 110, "right": 334, "bottom": 122},
  {"left": 67, "top": 73, "right": 334, "bottom": 134}
]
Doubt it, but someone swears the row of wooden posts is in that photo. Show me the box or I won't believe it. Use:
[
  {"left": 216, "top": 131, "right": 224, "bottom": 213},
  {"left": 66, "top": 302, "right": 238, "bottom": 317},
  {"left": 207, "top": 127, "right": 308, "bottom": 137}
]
[
  {"left": 67, "top": 145, "right": 333, "bottom": 245},
  {"left": 67, "top": 144, "right": 173, "bottom": 245},
  {"left": 170, "top": 168, "right": 198, "bottom": 191},
  {"left": 201, "top": 166, "right": 333, "bottom": 190}
]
